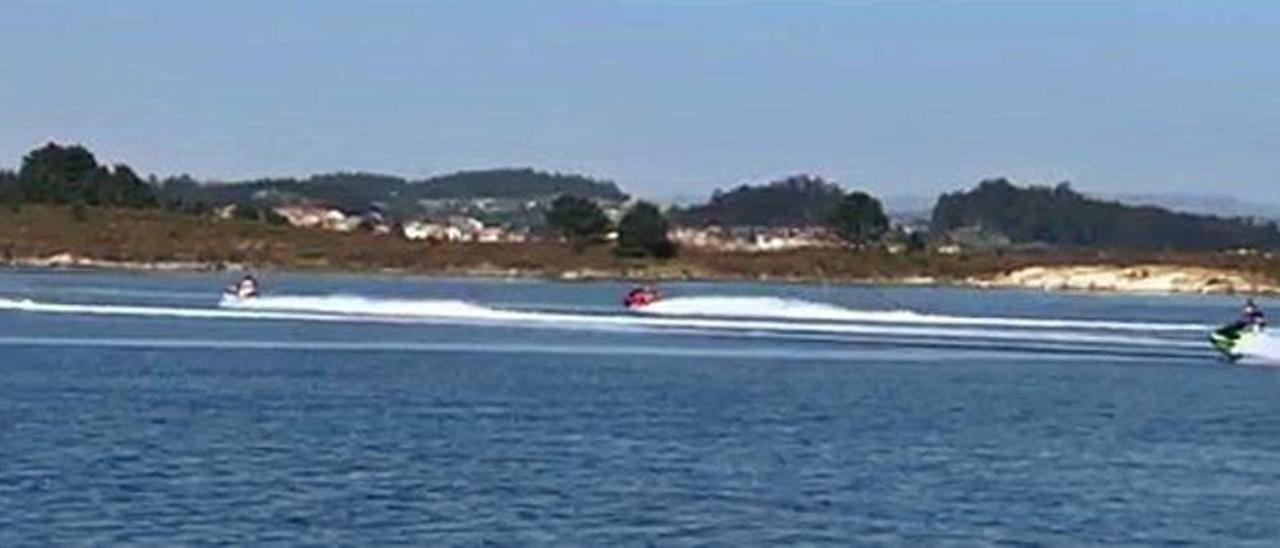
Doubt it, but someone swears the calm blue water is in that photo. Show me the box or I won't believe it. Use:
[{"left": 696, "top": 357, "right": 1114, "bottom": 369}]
[{"left": 1, "top": 269, "right": 1279, "bottom": 545}]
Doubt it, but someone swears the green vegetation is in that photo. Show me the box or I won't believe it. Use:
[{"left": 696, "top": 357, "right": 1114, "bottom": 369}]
[
  {"left": 544, "top": 195, "right": 612, "bottom": 250},
  {"left": 675, "top": 174, "right": 893, "bottom": 247},
  {"left": 12, "top": 143, "right": 157, "bottom": 208},
  {"left": 159, "top": 172, "right": 404, "bottom": 214},
  {"left": 829, "top": 191, "right": 889, "bottom": 244},
  {"left": 616, "top": 202, "right": 676, "bottom": 258},
  {"left": 0, "top": 170, "right": 19, "bottom": 209},
  {"left": 419, "top": 168, "right": 627, "bottom": 201},
  {"left": 933, "top": 179, "right": 1280, "bottom": 251},
  {"left": 3, "top": 143, "right": 629, "bottom": 230},
  {"left": 674, "top": 175, "right": 845, "bottom": 227},
  {"left": 158, "top": 168, "right": 627, "bottom": 218}
]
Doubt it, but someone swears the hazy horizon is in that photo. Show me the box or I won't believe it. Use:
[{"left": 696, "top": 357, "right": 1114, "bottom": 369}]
[{"left": 3, "top": 1, "right": 1278, "bottom": 202}]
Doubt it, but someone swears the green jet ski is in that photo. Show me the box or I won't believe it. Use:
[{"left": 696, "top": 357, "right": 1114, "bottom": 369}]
[{"left": 1209, "top": 321, "right": 1263, "bottom": 362}]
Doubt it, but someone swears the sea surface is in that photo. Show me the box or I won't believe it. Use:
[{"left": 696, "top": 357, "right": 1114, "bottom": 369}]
[{"left": 1, "top": 269, "right": 1279, "bottom": 545}]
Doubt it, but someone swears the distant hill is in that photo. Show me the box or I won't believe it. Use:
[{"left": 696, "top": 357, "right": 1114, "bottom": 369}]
[
  {"left": 932, "top": 179, "right": 1280, "bottom": 251},
  {"left": 416, "top": 169, "right": 626, "bottom": 201},
  {"left": 159, "top": 172, "right": 406, "bottom": 213},
  {"left": 159, "top": 168, "right": 628, "bottom": 217},
  {"left": 1113, "top": 193, "right": 1280, "bottom": 222},
  {"left": 672, "top": 175, "right": 847, "bottom": 227}
]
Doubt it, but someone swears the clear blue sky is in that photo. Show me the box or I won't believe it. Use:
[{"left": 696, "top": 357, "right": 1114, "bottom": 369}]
[{"left": 2, "top": 1, "right": 1277, "bottom": 202}]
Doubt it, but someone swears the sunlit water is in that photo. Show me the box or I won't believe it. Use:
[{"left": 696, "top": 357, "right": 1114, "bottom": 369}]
[{"left": 1, "top": 269, "right": 1279, "bottom": 544}]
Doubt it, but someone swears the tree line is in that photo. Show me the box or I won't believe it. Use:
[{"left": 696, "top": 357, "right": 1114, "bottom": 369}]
[
  {"left": 0, "top": 143, "right": 158, "bottom": 209},
  {"left": 932, "top": 179, "right": 1280, "bottom": 251},
  {"left": 0, "top": 143, "right": 900, "bottom": 255},
  {"left": 157, "top": 168, "right": 628, "bottom": 216},
  {"left": 672, "top": 174, "right": 891, "bottom": 244},
  {"left": 0, "top": 143, "right": 893, "bottom": 253},
  {"left": 8, "top": 142, "right": 1278, "bottom": 254},
  {"left": 545, "top": 196, "right": 676, "bottom": 258},
  {"left": 543, "top": 174, "right": 894, "bottom": 258}
]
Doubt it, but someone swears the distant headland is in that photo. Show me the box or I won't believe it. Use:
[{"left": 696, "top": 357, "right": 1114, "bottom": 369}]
[{"left": 1, "top": 142, "right": 1277, "bottom": 295}]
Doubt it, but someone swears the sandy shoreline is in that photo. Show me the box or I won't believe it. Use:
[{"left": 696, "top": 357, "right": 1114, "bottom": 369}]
[
  {"left": 968, "top": 265, "right": 1279, "bottom": 295},
  {"left": 5, "top": 252, "right": 1276, "bottom": 296}
]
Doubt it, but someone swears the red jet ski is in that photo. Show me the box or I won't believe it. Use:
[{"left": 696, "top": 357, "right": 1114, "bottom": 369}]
[{"left": 623, "top": 286, "right": 661, "bottom": 309}]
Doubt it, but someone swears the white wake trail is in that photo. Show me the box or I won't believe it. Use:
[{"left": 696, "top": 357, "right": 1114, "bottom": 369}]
[
  {"left": 223, "top": 295, "right": 503, "bottom": 319},
  {"left": 638, "top": 296, "right": 1210, "bottom": 332},
  {"left": 1232, "top": 332, "right": 1280, "bottom": 366},
  {"left": 218, "top": 294, "right": 1199, "bottom": 350},
  {"left": 0, "top": 296, "right": 380, "bottom": 324},
  {"left": 0, "top": 294, "right": 1205, "bottom": 352}
]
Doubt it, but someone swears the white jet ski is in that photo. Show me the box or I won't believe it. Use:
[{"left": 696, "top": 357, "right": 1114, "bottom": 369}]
[{"left": 223, "top": 275, "right": 260, "bottom": 301}]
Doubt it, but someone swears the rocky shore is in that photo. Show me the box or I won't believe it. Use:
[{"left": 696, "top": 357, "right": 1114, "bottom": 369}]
[{"left": 969, "top": 265, "right": 1280, "bottom": 295}]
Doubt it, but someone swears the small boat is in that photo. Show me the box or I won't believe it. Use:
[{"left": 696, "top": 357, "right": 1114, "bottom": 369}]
[
  {"left": 224, "top": 275, "right": 260, "bottom": 300},
  {"left": 623, "top": 286, "right": 661, "bottom": 310}
]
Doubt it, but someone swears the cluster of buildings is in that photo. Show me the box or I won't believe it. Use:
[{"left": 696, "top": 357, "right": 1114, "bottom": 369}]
[
  {"left": 400, "top": 217, "right": 528, "bottom": 243},
  {"left": 668, "top": 225, "right": 841, "bottom": 252},
  {"left": 270, "top": 203, "right": 529, "bottom": 243},
  {"left": 266, "top": 201, "right": 923, "bottom": 253},
  {"left": 272, "top": 204, "right": 360, "bottom": 232}
]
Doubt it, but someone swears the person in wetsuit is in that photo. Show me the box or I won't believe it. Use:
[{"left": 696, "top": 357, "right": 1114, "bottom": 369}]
[{"left": 1240, "top": 298, "right": 1266, "bottom": 330}]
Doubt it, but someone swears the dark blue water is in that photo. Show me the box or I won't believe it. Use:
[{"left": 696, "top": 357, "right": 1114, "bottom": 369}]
[{"left": 2, "top": 270, "right": 1279, "bottom": 544}]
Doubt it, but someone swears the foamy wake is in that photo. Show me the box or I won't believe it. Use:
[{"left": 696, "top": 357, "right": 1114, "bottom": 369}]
[
  {"left": 222, "top": 295, "right": 501, "bottom": 319},
  {"left": 219, "top": 295, "right": 1197, "bottom": 345},
  {"left": 1232, "top": 332, "right": 1280, "bottom": 366},
  {"left": 638, "top": 296, "right": 1210, "bottom": 332},
  {"left": 0, "top": 294, "right": 1227, "bottom": 358}
]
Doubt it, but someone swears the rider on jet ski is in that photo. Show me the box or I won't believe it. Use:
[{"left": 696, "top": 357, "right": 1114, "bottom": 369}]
[
  {"left": 1210, "top": 298, "right": 1267, "bottom": 362},
  {"left": 226, "top": 275, "right": 260, "bottom": 300},
  {"left": 623, "top": 286, "right": 661, "bottom": 309},
  {"left": 1240, "top": 298, "right": 1266, "bottom": 331}
]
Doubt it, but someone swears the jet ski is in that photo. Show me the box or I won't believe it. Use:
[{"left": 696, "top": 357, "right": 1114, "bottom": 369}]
[
  {"left": 1209, "top": 320, "right": 1263, "bottom": 362},
  {"left": 223, "top": 275, "right": 260, "bottom": 301},
  {"left": 623, "top": 286, "right": 661, "bottom": 310},
  {"left": 1212, "top": 299, "right": 1268, "bottom": 362}
]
